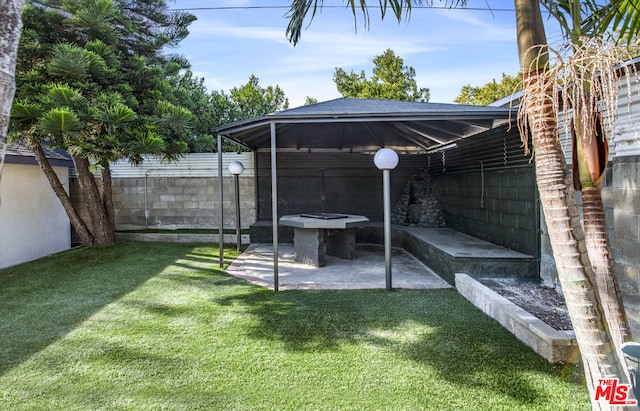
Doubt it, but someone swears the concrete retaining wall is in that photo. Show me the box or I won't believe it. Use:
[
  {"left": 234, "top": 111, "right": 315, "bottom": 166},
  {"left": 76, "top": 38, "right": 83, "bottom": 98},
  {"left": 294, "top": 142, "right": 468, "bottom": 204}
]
[
  {"left": 456, "top": 274, "right": 578, "bottom": 364},
  {"left": 116, "top": 232, "right": 250, "bottom": 244}
]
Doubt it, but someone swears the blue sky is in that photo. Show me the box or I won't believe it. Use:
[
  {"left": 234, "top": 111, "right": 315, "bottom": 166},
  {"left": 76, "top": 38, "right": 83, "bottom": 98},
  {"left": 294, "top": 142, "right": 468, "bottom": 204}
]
[{"left": 170, "top": 1, "right": 563, "bottom": 107}]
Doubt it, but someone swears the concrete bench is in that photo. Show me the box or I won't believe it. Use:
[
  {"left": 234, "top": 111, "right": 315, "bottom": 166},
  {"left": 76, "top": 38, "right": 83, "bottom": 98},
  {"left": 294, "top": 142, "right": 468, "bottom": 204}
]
[
  {"left": 356, "top": 224, "right": 538, "bottom": 285},
  {"left": 250, "top": 221, "right": 538, "bottom": 285}
]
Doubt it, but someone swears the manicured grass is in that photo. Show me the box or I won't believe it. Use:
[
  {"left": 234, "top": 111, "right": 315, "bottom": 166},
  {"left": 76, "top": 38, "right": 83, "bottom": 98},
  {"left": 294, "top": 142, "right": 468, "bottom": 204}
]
[{"left": 0, "top": 243, "right": 589, "bottom": 410}]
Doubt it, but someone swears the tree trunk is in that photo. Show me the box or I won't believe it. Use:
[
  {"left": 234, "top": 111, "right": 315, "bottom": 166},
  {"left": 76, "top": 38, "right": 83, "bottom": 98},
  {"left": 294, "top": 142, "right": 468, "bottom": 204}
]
[
  {"left": 31, "top": 144, "right": 94, "bottom": 244},
  {"left": 0, "top": 0, "right": 25, "bottom": 195},
  {"left": 515, "top": 1, "right": 627, "bottom": 408},
  {"left": 99, "top": 163, "right": 116, "bottom": 243},
  {"left": 525, "top": 72, "right": 626, "bottom": 405},
  {"left": 582, "top": 186, "right": 631, "bottom": 350},
  {"left": 573, "top": 112, "right": 631, "bottom": 353},
  {"left": 71, "top": 155, "right": 115, "bottom": 245}
]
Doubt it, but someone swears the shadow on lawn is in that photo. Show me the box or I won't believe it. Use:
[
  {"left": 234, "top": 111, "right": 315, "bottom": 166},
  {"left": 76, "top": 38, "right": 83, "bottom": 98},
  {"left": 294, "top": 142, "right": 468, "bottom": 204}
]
[
  {"left": 0, "top": 242, "right": 213, "bottom": 376},
  {"left": 216, "top": 287, "right": 586, "bottom": 407}
]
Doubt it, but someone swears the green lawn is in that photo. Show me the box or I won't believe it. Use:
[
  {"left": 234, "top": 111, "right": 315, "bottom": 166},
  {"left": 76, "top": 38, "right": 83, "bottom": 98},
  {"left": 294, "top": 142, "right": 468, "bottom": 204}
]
[{"left": 0, "top": 242, "right": 589, "bottom": 410}]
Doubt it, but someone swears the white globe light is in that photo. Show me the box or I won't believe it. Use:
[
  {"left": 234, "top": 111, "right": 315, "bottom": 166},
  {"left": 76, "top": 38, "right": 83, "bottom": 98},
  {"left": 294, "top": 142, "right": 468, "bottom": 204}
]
[
  {"left": 373, "top": 148, "right": 399, "bottom": 170},
  {"left": 228, "top": 160, "right": 244, "bottom": 175}
]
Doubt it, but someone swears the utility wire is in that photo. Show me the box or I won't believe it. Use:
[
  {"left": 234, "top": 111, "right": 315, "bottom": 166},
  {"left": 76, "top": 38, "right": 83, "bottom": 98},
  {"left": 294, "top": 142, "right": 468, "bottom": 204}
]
[{"left": 169, "top": 5, "right": 515, "bottom": 12}]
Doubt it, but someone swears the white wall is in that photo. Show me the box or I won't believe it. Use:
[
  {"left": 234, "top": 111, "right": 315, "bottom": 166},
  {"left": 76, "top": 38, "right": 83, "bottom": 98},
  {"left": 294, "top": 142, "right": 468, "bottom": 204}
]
[{"left": 0, "top": 163, "right": 71, "bottom": 269}]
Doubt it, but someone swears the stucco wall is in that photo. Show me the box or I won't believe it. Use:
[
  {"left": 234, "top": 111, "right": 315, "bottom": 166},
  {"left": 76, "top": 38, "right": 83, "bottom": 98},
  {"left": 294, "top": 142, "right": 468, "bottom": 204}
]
[{"left": 0, "top": 163, "right": 71, "bottom": 269}]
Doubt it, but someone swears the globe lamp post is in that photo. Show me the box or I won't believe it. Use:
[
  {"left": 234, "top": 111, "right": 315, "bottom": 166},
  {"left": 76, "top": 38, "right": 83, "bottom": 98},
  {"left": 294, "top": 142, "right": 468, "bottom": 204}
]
[
  {"left": 374, "top": 148, "right": 399, "bottom": 291},
  {"left": 228, "top": 161, "right": 244, "bottom": 252}
]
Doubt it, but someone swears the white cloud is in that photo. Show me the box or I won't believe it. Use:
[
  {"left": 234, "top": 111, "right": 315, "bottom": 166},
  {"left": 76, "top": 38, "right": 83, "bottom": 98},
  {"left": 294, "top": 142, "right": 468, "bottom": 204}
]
[
  {"left": 431, "top": 8, "right": 515, "bottom": 43},
  {"left": 189, "top": 21, "right": 288, "bottom": 43}
]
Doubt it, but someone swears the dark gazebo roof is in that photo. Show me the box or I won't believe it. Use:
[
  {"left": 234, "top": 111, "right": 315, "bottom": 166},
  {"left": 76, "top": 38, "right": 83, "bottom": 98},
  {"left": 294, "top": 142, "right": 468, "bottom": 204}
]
[{"left": 215, "top": 98, "right": 515, "bottom": 152}]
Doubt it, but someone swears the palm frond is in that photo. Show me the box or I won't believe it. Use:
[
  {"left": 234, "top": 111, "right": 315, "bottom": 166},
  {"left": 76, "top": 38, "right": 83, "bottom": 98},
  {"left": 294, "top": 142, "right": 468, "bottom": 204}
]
[
  {"left": 37, "top": 108, "right": 80, "bottom": 134},
  {"left": 286, "top": 0, "right": 467, "bottom": 45},
  {"left": 286, "top": 0, "right": 318, "bottom": 45},
  {"left": 11, "top": 100, "right": 43, "bottom": 123},
  {"left": 607, "top": 0, "right": 640, "bottom": 44},
  {"left": 47, "top": 44, "right": 91, "bottom": 80},
  {"left": 107, "top": 103, "right": 137, "bottom": 124},
  {"left": 44, "top": 83, "right": 84, "bottom": 108}
]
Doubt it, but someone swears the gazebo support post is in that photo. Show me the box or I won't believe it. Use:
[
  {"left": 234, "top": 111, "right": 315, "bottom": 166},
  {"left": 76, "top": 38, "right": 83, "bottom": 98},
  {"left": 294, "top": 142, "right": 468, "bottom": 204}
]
[
  {"left": 383, "top": 168, "right": 392, "bottom": 291},
  {"left": 218, "top": 135, "right": 224, "bottom": 268},
  {"left": 234, "top": 172, "right": 241, "bottom": 251},
  {"left": 270, "top": 121, "right": 279, "bottom": 291}
]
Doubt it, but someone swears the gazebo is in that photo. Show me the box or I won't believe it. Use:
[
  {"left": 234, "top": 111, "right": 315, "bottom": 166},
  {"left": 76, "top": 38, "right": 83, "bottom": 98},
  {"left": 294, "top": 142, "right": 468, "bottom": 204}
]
[{"left": 214, "top": 98, "right": 523, "bottom": 290}]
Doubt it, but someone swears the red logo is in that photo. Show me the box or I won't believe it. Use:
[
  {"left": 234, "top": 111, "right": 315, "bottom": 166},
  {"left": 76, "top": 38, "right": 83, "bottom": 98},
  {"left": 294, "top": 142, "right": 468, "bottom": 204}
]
[{"left": 594, "top": 378, "right": 637, "bottom": 406}]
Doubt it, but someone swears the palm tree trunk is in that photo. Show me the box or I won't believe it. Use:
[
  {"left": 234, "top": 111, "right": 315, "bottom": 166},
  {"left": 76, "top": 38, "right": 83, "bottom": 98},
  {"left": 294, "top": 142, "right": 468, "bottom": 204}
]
[
  {"left": 523, "top": 70, "right": 626, "bottom": 407},
  {"left": 31, "top": 144, "right": 94, "bottom": 244},
  {"left": 515, "top": 1, "right": 627, "bottom": 407},
  {"left": 582, "top": 186, "right": 631, "bottom": 349},
  {"left": 572, "top": 111, "right": 631, "bottom": 352},
  {"left": 71, "top": 155, "right": 114, "bottom": 245}
]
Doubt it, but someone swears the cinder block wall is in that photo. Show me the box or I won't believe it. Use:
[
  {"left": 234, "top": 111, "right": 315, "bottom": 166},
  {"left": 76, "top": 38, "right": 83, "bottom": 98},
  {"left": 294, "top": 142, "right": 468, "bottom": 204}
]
[
  {"left": 254, "top": 152, "right": 429, "bottom": 221},
  {"left": 433, "top": 165, "right": 539, "bottom": 257},
  {"left": 70, "top": 153, "right": 257, "bottom": 237},
  {"left": 538, "top": 157, "right": 640, "bottom": 339},
  {"left": 112, "top": 176, "right": 256, "bottom": 230},
  {"left": 610, "top": 156, "right": 640, "bottom": 337}
]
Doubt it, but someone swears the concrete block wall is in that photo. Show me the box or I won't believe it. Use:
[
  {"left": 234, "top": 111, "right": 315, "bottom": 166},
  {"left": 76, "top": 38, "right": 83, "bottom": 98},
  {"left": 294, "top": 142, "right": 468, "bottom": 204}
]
[
  {"left": 433, "top": 165, "right": 538, "bottom": 257},
  {"left": 255, "top": 152, "right": 429, "bottom": 222},
  {"left": 112, "top": 176, "right": 256, "bottom": 230},
  {"left": 539, "top": 156, "right": 640, "bottom": 339},
  {"left": 610, "top": 156, "right": 640, "bottom": 338}
]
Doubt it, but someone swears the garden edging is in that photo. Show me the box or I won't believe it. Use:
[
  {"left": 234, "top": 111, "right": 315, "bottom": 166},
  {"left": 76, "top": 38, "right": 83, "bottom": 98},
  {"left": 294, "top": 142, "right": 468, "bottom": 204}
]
[{"left": 455, "top": 273, "right": 579, "bottom": 363}]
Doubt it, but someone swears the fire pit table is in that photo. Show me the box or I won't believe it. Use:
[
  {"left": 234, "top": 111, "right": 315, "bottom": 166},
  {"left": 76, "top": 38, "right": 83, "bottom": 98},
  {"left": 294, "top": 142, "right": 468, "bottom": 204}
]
[{"left": 279, "top": 213, "right": 370, "bottom": 267}]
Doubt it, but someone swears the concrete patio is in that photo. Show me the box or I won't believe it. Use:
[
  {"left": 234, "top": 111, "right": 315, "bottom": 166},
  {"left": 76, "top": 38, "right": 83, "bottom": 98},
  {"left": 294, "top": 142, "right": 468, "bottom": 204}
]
[{"left": 226, "top": 243, "right": 452, "bottom": 291}]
